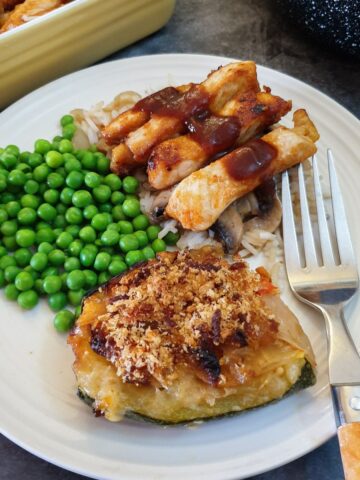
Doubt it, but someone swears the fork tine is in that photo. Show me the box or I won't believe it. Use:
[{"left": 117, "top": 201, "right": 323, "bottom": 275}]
[
  {"left": 298, "top": 162, "right": 318, "bottom": 267},
  {"left": 328, "top": 149, "right": 356, "bottom": 265},
  {"left": 281, "top": 171, "right": 301, "bottom": 269},
  {"left": 312, "top": 155, "right": 335, "bottom": 265}
]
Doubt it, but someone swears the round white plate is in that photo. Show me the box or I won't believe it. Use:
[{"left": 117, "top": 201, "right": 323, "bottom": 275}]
[{"left": 0, "top": 54, "right": 359, "bottom": 480}]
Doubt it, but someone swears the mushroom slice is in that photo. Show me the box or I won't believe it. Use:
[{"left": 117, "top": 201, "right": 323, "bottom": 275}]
[
  {"left": 243, "top": 195, "right": 282, "bottom": 233},
  {"left": 212, "top": 202, "right": 244, "bottom": 254}
]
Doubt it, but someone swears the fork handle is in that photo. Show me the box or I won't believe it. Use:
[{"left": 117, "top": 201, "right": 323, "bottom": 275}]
[{"left": 332, "top": 386, "right": 360, "bottom": 479}]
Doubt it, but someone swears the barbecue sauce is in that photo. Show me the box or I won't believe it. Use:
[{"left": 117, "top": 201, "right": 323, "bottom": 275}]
[{"left": 223, "top": 139, "right": 277, "bottom": 181}]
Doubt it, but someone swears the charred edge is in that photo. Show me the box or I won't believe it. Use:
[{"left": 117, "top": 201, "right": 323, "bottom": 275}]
[{"left": 192, "top": 347, "right": 221, "bottom": 384}]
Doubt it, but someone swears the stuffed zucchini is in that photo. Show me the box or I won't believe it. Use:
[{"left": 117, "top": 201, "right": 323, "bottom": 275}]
[{"left": 68, "top": 247, "right": 316, "bottom": 424}]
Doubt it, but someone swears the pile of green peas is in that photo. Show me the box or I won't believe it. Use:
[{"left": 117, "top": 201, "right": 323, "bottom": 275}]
[{"left": 0, "top": 115, "right": 180, "bottom": 332}]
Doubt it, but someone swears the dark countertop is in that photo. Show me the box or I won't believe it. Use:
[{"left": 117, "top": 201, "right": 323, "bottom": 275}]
[{"left": 1, "top": 0, "right": 359, "bottom": 479}]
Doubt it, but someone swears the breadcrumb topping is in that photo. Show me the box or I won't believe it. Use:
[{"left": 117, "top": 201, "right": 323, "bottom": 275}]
[{"left": 89, "top": 247, "right": 278, "bottom": 387}]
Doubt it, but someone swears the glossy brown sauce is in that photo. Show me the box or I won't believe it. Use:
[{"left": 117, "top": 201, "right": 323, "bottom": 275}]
[
  {"left": 187, "top": 115, "right": 240, "bottom": 156},
  {"left": 254, "top": 177, "right": 276, "bottom": 213},
  {"left": 133, "top": 86, "right": 209, "bottom": 121},
  {"left": 223, "top": 139, "right": 277, "bottom": 181}
]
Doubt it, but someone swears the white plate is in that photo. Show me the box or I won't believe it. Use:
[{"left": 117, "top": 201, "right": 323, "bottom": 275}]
[{"left": 0, "top": 54, "right": 360, "bottom": 480}]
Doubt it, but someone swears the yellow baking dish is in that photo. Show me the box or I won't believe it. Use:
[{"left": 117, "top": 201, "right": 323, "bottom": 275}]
[{"left": 0, "top": 0, "right": 175, "bottom": 109}]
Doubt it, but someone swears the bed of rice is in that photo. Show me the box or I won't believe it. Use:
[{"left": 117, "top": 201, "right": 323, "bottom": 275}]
[{"left": 70, "top": 92, "right": 291, "bottom": 287}]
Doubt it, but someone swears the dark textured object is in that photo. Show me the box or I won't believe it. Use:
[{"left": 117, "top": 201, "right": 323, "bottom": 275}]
[
  {"left": 1, "top": 0, "right": 358, "bottom": 478},
  {"left": 276, "top": 0, "right": 360, "bottom": 57}
]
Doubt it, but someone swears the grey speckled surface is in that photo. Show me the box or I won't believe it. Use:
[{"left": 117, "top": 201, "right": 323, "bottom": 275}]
[{"left": 1, "top": 0, "right": 359, "bottom": 479}]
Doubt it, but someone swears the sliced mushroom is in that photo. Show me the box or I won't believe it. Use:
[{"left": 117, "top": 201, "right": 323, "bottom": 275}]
[
  {"left": 212, "top": 202, "right": 244, "bottom": 254},
  {"left": 243, "top": 195, "right": 282, "bottom": 233}
]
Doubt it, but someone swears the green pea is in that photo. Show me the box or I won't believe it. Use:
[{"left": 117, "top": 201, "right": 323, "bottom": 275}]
[
  {"left": 1, "top": 219, "right": 18, "bottom": 236},
  {"left": 43, "top": 275, "right": 62, "bottom": 294},
  {"left": 91, "top": 213, "right": 110, "bottom": 231},
  {"left": 96, "top": 155, "right": 110, "bottom": 174},
  {"left": 111, "top": 205, "right": 125, "bottom": 221},
  {"left": 93, "top": 185, "right": 111, "bottom": 204},
  {"left": 20, "top": 194, "right": 40, "bottom": 209},
  {"left": 125, "top": 250, "right": 145, "bottom": 267},
  {"left": 72, "top": 190, "right": 92, "bottom": 208},
  {"left": 38, "top": 242, "right": 53, "bottom": 254},
  {"left": 98, "top": 271, "right": 111, "bottom": 284},
  {"left": 142, "top": 246, "right": 156, "bottom": 260},
  {"left": 75, "top": 305, "right": 82, "bottom": 318},
  {"left": 16, "top": 229, "right": 36, "bottom": 247},
  {"left": 104, "top": 173, "right": 122, "bottom": 191},
  {"left": 52, "top": 136, "right": 62, "bottom": 150},
  {"left": 65, "top": 207, "right": 83, "bottom": 224},
  {"left": 68, "top": 240, "right": 83, "bottom": 257},
  {"left": 146, "top": 225, "right": 161, "bottom": 241},
  {"left": 45, "top": 150, "right": 63, "bottom": 168},
  {"left": 81, "top": 152, "right": 97, "bottom": 170},
  {"left": 36, "top": 228, "right": 56, "bottom": 244},
  {"left": 108, "top": 259, "right": 127, "bottom": 276},
  {"left": 34, "top": 139, "right": 51, "bottom": 155},
  {"left": 37, "top": 203, "right": 57, "bottom": 222},
  {"left": 47, "top": 249, "right": 65, "bottom": 266},
  {"left": 8, "top": 169, "right": 26, "bottom": 186},
  {"left": 83, "top": 205, "right": 98, "bottom": 221},
  {"left": 34, "top": 278, "right": 45, "bottom": 295},
  {"left": 28, "top": 153, "right": 43, "bottom": 169},
  {"left": 17, "top": 290, "right": 38, "bottom": 310},
  {"left": 66, "top": 171, "right": 83, "bottom": 189},
  {"left": 93, "top": 252, "right": 111, "bottom": 272},
  {"left": 79, "top": 248, "right": 96, "bottom": 268},
  {"left": 6, "top": 201, "right": 21, "bottom": 218},
  {"left": 0, "top": 208, "right": 8, "bottom": 223},
  {"left": 54, "top": 214, "right": 66, "bottom": 228},
  {"left": 41, "top": 266, "right": 59, "bottom": 279},
  {"left": 122, "top": 198, "right": 141, "bottom": 218},
  {"left": 62, "top": 124, "right": 76, "bottom": 140},
  {"left": 58, "top": 139, "right": 73, "bottom": 154},
  {"left": 101, "top": 229, "right": 120, "bottom": 246},
  {"left": 65, "top": 225, "right": 81, "bottom": 238},
  {"left": 3, "top": 236, "right": 17, "bottom": 251},
  {"left": 43, "top": 189, "right": 60, "bottom": 204},
  {"left": 15, "top": 271, "right": 34, "bottom": 291},
  {"left": 60, "top": 114, "right": 74, "bottom": 127},
  {"left": 119, "top": 234, "right": 139, "bottom": 253},
  {"left": 57, "top": 203, "right": 66, "bottom": 214},
  {"left": 30, "top": 252, "right": 48, "bottom": 271},
  {"left": 134, "top": 230, "right": 148, "bottom": 248},
  {"left": 84, "top": 172, "right": 101, "bottom": 189},
  {"left": 0, "top": 177, "right": 7, "bottom": 192},
  {"left": 4, "top": 265, "right": 21, "bottom": 283},
  {"left": 13, "top": 248, "right": 30, "bottom": 267},
  {"left": 99, "top": 203, "right": 112, "bottom": 213},
  {"left": 132, "top": 214, "right": 149, "bottom": 231},
  {"left": 47, "top": 172, "right": 64, "bottom": 189},
  {"left": 67, "top": 288, "right": 85, "bottom": 307},
  {"left": 56, "top": 232, "right": 73, "bottom": 249},
  {"left": 64, "top": 157, "right": 82, "bottom": 173},
  {"left": 118, "top": 220, "right": 133, "bottom": 234},
  {"left": 38, "top": 183, "right": 47, "bottom": 195},
  {"left": 1, "top": 153, "right": 17, "bottom": 170},
  {"left": 5, "top": 145, "right": 20, "bottom": 157},
  {"left": 152, "top": 238, "right": 166, "bottom": 253},
  {"left": 60, "top": 187, "right": 74, "bottom": 205},
  {"left": 122, "top": 176, "right": 139, "bottom": 193},
  {"left": 1, "top": 192, "right": 15, "bottom": 203},
  {"left": 4, "top": 283, "right": 20, "bottom": 300},
  {"left": 163, "top": 231, "right": 180, "bottom": 245},
  {"left": 33, "top": 164, "right": 50, "bottom": 183},
  {"left": 66, "top": 269, "right": 85, "bottom": 290},
  {"left": 111, "top": 191, "right": 125, "bottom": 205},
  {"left": 83, "top": 269, "right": 98, "bottom": 288},
  {"left": 17, "top": 207, "right": 37, "bottom": 225},
  {"left": 64, "top": 256, "right": 81, "bottom": 272},
  {"left": 0, "top": 255, "right": 16, "bottom": 269},
  {"left": 48, "top": 291, "right": 67, "bottom": 311},
  {"left": 79, "top": 226, "right": 96, "bottom": 244},
  {"left": 53, "top": 309, "right": 75, "bottom": 332}
]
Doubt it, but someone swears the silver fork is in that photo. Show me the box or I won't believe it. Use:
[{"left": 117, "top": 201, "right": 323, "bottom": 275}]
[{"left": 282, "top": 150, "right": 360, "bottom": 479}]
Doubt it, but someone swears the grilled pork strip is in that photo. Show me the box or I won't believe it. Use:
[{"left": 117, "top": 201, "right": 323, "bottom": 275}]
[{"left": 166, "top": 109, "right": 319, "bottom": 231}]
